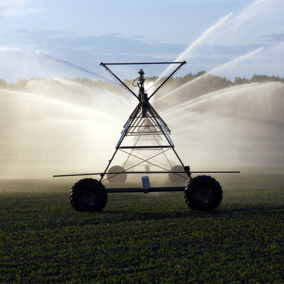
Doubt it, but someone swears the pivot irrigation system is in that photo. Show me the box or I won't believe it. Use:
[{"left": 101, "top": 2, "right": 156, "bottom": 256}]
[{"left": 54, "top": 61, "right": 239, "bottom": 212}]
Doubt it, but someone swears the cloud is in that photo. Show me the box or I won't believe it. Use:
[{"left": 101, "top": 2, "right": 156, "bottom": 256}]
[
  {"left": 14, "top": 29, "right": 75, "bottom": 39},
  {"left": 0, "top": 0, "right": 39, "bottom": 19},
  {"left": 0, "top": 0, "right": 30, "bottom": 8},
  {"left": 0, "top": 47, "right": 22, "bottom": 52},
  {"left": 261, "top": 33, "right": 284, "bottom": 43},
  {"left": 0, "top": 8, "right": 41, "bottom": 18},
  {"left": 0, "top": 31, "right": 283, "bottom": 83},
  {"left": 11, "top": 32, "right": 186, "bottom": 55}
]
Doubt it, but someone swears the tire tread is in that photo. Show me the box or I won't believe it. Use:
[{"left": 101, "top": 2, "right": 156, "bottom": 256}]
[
  {"left": 70, "top": 178, "right": 108, "bottom": 212},
  {"left": 184, "top": 175, "right": 223, "bottom": 211}
]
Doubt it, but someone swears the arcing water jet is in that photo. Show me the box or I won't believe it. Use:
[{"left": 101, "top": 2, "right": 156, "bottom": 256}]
[
  {"left": 36, "top": 51, "right": 116, "bottom": 85},
  {"left": 161, "top": 83, "right": 259, "bottom": 116},
  {"left": 54, "top": 77, "right": 133, "bottom": 109},
  {"left": 156, "top": 46, "right": 264, "bottom": 104},
  {"left": 168, "top": 82, "right": 280, "bottom": 122},
  {"left": 154, "top": 13, "right": 232, "bottom": 85},
  {"left": 166, "top": 81, "right": 284, "bottom": 170},
  {"left": 0, "top": 81, "right": 129, "bottom": 179}
]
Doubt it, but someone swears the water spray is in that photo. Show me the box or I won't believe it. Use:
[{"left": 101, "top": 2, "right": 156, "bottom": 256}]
[
  {"left": 162, "top": 83, "right": 258, "bottom": 117},
  {"left": 169, "top": 82, "right": 277, "bottom": 123},
  {"left": 157, "top": 46, "right": 264, "bottom": 104},
  {"left": 54, "top": 61, "right": 239, "bottom": 213},
  {"left": 54, "top": 77, "right": 133, "bottom": 109},
  {"left": 2, "top": 88, "right": 121, "bottom": 123},
  {"left": 153, "top": 13, "right": 232, "bottom": 86},
  {"left": 36, "top": 51, "right": 117, "bottom": 85}
]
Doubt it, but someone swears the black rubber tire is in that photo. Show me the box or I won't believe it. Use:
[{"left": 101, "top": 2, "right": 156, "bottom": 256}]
[
  {"left": 107, "top": 165, "right": 127, "bottom": 184},
  {"left": 168, "top": 165, "right": 187, "bottom": 183},
  {"left": 184, "top": 175, "right": 223, "bottom": 211},
  {"left": 70, "top": 178, "right": 107, "bottom": 212}
]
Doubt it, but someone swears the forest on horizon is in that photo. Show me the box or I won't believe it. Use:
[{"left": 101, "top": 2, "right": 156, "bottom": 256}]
[{"left": 0, "top": 72, "right": 283, "bottom": 103}]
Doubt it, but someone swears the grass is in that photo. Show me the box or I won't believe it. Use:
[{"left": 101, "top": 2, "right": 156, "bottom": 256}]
[{"left": 0, "top": 173, "right": 284, "bottom": 283}]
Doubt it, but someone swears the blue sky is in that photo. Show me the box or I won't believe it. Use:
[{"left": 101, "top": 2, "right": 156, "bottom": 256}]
[{"left": 0, "top": 0, "right": 284, "bottom": 82}]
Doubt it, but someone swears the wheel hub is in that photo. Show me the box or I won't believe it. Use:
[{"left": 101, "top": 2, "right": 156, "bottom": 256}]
[
  {"left": 196, "top": 187, "right": 211, "bottom": 202},
  {"left": 82, "top": 190, "right": 96, "bottom": 204}
]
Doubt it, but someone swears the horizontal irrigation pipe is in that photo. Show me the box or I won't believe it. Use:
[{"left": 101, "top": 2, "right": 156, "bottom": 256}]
[
  {"left": 117, "top": 146, "right": 172, "bottom": 149},
  {"left": 101, "top": 62, "right": 185, "bottom": 65},
  {"left": 53, "top": 171, "right": 240, "bottom": 177},
  {"left": 107, "top": 187, "right": 185, "bottom": 193}
]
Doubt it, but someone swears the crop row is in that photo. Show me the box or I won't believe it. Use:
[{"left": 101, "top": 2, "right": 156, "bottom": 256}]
[{"left": 0, "top": 179, "right": 284, "bottom": 283}]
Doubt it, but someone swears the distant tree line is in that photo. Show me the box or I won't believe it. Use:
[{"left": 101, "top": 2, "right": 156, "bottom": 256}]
[{"left": 1, "top": 72, "right": 284, "bottom": 93}]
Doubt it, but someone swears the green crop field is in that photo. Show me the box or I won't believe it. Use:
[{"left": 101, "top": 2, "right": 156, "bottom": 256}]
[{"left": 1, "top": 172, "right": 284, "bottom": 283}]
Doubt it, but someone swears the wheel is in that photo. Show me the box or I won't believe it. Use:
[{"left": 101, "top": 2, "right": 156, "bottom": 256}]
[
  {"left": 184, "top": 175, "right": 223, "bottom": 211},
  {"left": 107, "top": 165, "right": 127, "bottom": 184},
  {"left": 168, "top": 165, "right": 187, "bottom": 183},
  {"left": 70, "top": 178, "right": 108, "bottom": 212}
]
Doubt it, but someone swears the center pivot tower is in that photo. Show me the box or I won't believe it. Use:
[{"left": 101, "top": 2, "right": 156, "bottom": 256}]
[
  {"left": 99, "top": 61, "right": 189, "bottom": 185},
  {"left": 55, "top": 61, "right": 239, "bottom": 213}
]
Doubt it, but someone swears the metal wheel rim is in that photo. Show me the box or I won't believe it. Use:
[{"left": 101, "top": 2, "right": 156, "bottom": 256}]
[
  {"left": 82, "top": 190, "right": 96, "bottom": 205},
  {"left": 196, "top": 187, "right": 211, "bottom": 202}
]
